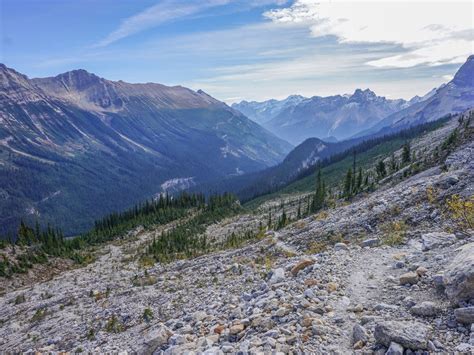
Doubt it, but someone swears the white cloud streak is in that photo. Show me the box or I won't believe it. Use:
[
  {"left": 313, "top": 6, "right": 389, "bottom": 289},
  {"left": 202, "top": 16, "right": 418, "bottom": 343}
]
[
  {"left": 95, "top": 0, "right": 232, "bottom": 47},
  {"left": 264, "top": 0, "right": 474, "bottom": 68}
]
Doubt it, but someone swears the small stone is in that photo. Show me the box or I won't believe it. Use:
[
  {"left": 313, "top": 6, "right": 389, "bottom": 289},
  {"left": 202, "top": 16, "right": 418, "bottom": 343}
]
[
  {"left": 353, "top": 340, "right": 365, "bottom": 350},
  {"left": 351, "top": 304, "right": 364, "bottom": 313},
  {"left": 386, "top": 341, "right": 404, "bottom": 355},
  {"left": 275, "top": 307, "right": 290, "bottom": 317},
  {"left": 361, "top": 238, "right": 379, "bottom": 248},
  {"left": 432, "top": 274, "right": 444, "bottom": 288},
  {"left": 229, "top": 323, "right": 245, "bottom": 335},
  {"left": 334, "top": 243, "right": 349, "bottom": 251},
  {"left": 352, "top": 324, "right": 368, "bottom": 344},
  {"left": 291, "top": 259, "right": 315, "bottom": 276},
  {"left": 304, "top": 278, "right": 318, "bottom": 286},
  {"left": 399, "top": 272, "right": 418, "bottom": 285},
  {"left": 416, "top": 266, "right": 428, "bottom": 277},
  {"left": 410, "top": 302, "right": 439, "bottom": 317},
  {"left": 327, "top": 282, "right": 338, "bottom": 292},
  {"left": 214, "top": 324, "right": 225, "bottom": 335},
  {"left": 454, "top": 307, "right": 474, "bottom": 324},
  {"left": 269, "top": 268, "right": 286, "bottom": 284}
]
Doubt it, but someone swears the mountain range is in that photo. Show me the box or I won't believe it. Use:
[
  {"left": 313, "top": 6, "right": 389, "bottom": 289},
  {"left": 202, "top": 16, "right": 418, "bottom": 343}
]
[
  {"left": 233, "top": 55, "right": 473, "bottom": 146},
  {"left": 0, "top": 65, "right": 291, "bottom": 234},
  {"left": 360, "top": 55, "right": 474, "bottom": 136}
]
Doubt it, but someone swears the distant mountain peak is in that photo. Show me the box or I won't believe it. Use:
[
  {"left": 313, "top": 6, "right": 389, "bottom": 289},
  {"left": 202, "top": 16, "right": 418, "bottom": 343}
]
[
  {"left": 351, "top": 88, "right": 377, "bottom": 100},
  {"left": 451, "top": 55, "right": 474, "bottom": 87}
]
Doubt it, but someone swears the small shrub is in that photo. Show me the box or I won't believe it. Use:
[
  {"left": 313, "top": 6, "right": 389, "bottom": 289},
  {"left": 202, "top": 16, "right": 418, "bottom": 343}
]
[
  {"left": 446, "top": 194, "right": 474, "bottom": 232},
  {"left": 31, "top": 308, "right": 48, "bottom": 322},
  {"left": 306, "top": 241, "right": 327, "bottom": 254},
  {"left": 381, "top": 220, "right": 407, "bottom": 246},
  {"left": 105, "top": 315, "right": 124, "bottom": 333},
  {"left": 143, "top": 308, "right": 154, "bottom": 323},
  {"left": 14, "top": 294, "right": 26, "bottom": 305}
]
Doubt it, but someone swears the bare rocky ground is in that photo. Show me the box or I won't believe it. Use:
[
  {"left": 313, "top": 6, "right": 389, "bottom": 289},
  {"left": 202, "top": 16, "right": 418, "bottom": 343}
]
[{"left": 0, "top": 121, "right": 473, "bottom": 354}]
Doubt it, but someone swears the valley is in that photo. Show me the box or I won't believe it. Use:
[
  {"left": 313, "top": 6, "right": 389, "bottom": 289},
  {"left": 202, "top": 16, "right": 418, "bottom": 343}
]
[{"left": 0, "top": 109, "right": 472, "bottom": 353}]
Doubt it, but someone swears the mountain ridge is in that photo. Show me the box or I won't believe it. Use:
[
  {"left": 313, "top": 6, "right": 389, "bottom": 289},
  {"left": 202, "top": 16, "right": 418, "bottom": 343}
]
[{"left": 0, "top": 64, "right": 292, "bottom": 235}]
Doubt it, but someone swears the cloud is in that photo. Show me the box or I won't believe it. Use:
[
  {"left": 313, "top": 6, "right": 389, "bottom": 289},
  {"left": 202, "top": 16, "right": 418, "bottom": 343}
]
[
  {"left": 264, "top": 0, "right": 474, "bottom": 68},
  {"left": 95, "top": 0, "right": 289, "bottom": 47},
  {"left": 95, "top": 0, "right": 231, "bottom": 47}
]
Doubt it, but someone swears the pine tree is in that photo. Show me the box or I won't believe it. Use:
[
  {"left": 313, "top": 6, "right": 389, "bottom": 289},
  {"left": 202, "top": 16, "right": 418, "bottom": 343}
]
[
  {"left": 402, "top": 142, "right": 411, "bottom": 164},
  {"left": 356, "top": 168, "right": 363, "bottom": 191},
  {"left": 376, "top": 160, "right": 387, "bottom": 179},
  {"left": 344, "top": 168, "right": 353, "bottom": 198}
]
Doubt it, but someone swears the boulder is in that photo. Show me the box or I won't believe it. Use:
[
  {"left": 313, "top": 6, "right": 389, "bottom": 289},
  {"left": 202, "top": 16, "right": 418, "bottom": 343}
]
[
  {"left": 443, "top": 243, "right": 474, "bottom": 303},
  {"left": 374, "top": 321, "right": 431, "bottom": 349},
  {"left": 291, "top": 259, "right": 315, "bottom": 276},
  {"left": 399, "top": 272, "right": 419, "bottom": 285},
  {"left": 410, "top": 302, "right": 439, "bottom": 317},
  {"left": 421, "top": 232, "right": 456, "bottom": 252},
  {"left": 143, "top": 325, "right": 173, "bottom": 354},
  {"left": 454, "top": 307, "right": 474, "bottom": 324}
]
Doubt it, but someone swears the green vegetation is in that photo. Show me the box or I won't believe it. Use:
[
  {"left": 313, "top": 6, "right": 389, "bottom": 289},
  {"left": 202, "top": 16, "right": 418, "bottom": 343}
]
[
  {"left": 105, "top": 315, "right": 125, "bottom": 333},
  {"left": 145, "top": 193, "right": 241, "bottom": 262},
  {"left": 0, "top": 193, "right": 206, "bottom": 277},
  {"left": 143, "top": 308, "right": 154, "bottom": 323}
]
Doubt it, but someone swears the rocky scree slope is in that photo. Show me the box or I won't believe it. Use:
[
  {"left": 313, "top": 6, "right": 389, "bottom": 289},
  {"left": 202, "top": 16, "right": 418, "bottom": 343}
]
[{"left": 0, "top": 117, "right": 473, "bottom": 353}]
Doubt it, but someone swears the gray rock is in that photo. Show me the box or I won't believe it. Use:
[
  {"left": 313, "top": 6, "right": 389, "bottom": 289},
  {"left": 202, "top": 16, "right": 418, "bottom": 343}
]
[
  {"left": 432, "top": 274, "right": 445, "bottom": 288},
  {"left": 361, "top": 238, "right": 379, "bottom": 248},
  {"left": 421, "top": 232, "right": 456, "bottom": 251},
  {"left": 399, "top": 272, "right": 418, "bottom": 285},
  {"left": 410, "top": 302, "right": 439, "bottom": 317},
  {"left": 143, "top": 325, "right": 173, "bottom": 354},
  {"left": 334, "top": 243, "right": 349, "bottom": 251},
  {"left": 444, "top": 243, "right": 474, "bottom": 303},
  {"left": 454, "top": 307, "right": 474, "bottom": 324},
  {"left": 269, "top": 268, "right": 285, "bottom": 284},
  {"left": 386, "top": 341, "right": 404, "bottom": 355},
  {"left": 374, "top": 321, "right": 431, "bottom": 349},
  {"left": 352, "top": 324, "right": 368, "bottom": 344}
]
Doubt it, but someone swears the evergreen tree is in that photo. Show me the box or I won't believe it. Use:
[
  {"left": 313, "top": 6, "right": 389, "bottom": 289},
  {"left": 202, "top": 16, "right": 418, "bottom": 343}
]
[
  {"left": 402, "top": 142, "right": 411, "bottom": 164},
  {"left": 343, "top": 168, "right": 353, "bottom": 198},
  {"left": 376, "top": 160, "right": 387, "bottom": 179},
  {"left": 356, "top": 168, "right": 363, "bottom": 191}
]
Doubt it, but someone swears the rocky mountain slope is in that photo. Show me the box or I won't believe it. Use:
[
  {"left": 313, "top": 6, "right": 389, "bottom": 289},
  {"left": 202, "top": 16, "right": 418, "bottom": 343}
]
[
  {"left": 0, "top": 65, "right": 291, "bottom": 235},
  {"left": 0, "top": 111, "right": 472, "bottom": 353},
  {"left": 362, "top": 55, "right": 474, "bottom": 136},
  {"left": 233, "top": 89, "right": 409, "bottom": 145},
  {"left": 231, "top": 95, "right": 306, "bottom": 126}
]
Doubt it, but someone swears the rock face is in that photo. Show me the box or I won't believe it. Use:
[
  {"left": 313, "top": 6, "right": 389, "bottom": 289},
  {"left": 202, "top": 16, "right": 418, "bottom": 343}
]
[
  {"left": 443, "top": 243, "right": 474, "bottom": 303},
  {"left": 374, "top": 321, "right": 431, "bottom": 349}
]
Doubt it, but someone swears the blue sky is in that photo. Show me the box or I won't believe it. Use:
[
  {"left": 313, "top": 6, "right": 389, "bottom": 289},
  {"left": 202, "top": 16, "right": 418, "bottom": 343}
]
[{"left": 1, "top": 0, "right": 472, "bottom": 103}]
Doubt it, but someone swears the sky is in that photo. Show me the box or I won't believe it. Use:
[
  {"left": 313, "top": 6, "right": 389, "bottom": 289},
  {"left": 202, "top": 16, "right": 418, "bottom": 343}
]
[{"left": 1, "top": 0, "right": 473, "bottom": 103}]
